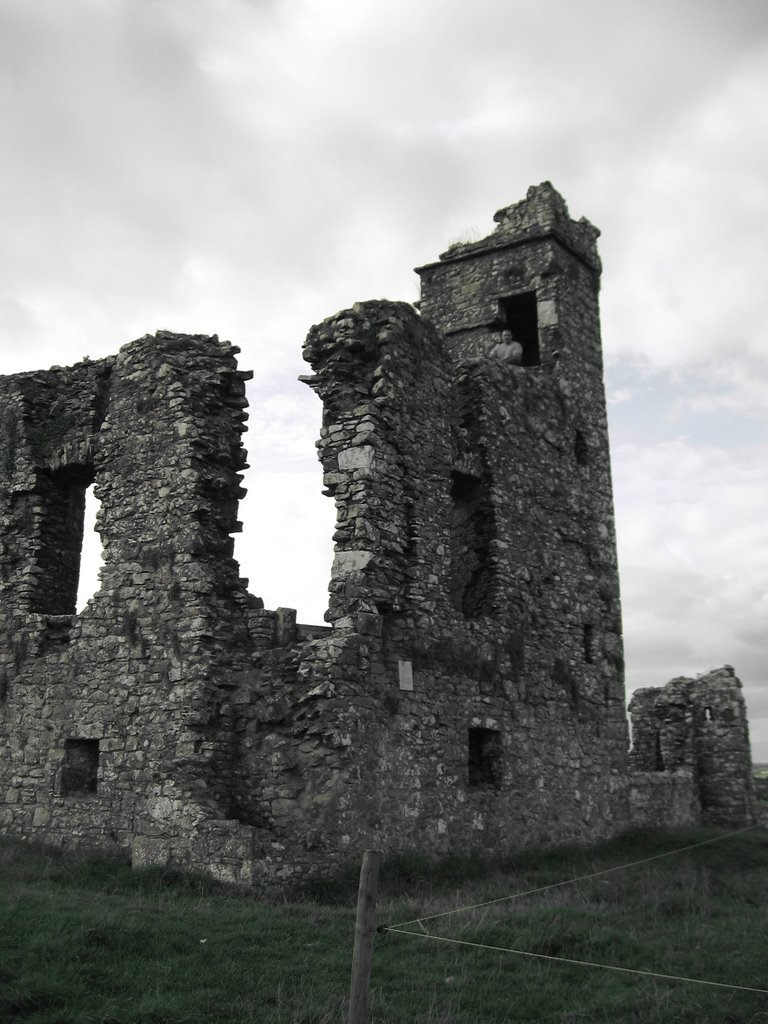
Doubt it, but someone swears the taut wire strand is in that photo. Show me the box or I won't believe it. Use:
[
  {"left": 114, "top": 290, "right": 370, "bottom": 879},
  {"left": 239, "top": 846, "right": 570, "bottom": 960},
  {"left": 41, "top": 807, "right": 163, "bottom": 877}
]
[
  {"left": 384, "top": 928, "right": 768, "bottom": 995},
  {"left": 385, "top": 824, "right": 760, "bottom": 930}
]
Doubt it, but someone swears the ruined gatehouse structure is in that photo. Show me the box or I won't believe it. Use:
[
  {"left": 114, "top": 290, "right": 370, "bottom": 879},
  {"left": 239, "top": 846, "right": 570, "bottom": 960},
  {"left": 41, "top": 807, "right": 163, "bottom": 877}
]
[{"left": 0, "top": 184, "right": 756, "bottom": 882}]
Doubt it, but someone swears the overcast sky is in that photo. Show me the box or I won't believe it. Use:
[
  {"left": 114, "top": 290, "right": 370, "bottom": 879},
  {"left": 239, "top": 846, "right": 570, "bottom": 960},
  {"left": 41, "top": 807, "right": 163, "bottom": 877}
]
[{"left": 1, "top": 0, "right": 766, "bottom": 758}]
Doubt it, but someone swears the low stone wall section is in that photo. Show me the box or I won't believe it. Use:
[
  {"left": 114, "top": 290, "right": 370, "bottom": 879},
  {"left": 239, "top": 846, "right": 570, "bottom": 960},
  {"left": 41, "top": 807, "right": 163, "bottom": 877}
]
[{"left": 628, "top": 770, "right": 700, "bottom": 828}]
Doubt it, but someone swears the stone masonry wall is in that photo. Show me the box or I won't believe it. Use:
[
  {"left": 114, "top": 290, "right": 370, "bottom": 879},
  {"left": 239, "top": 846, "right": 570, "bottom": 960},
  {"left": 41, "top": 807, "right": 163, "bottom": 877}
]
[
  {"left": 0, "top": 333, "right": 283, "bottom": 882},
  {"left": 0, "top": 185, "right": 758, "bottom": 884},
  {"left": 291, "top": 185, "right": 632, "bottom": 854},
  {"left": 629, "top": 666, "right": 757, "bottom": 827}
]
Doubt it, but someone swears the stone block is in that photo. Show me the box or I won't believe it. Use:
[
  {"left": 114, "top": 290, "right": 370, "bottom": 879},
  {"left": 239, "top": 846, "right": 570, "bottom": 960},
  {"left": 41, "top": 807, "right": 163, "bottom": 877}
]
[
  {"left": 338, "top": 446, "right": 375, "bottom": 472},
  {"left": 331, "top": 550, "right": 373, "bottom": 576},
  {"left": 32, "top": 806, "right": 50, "bottom": 826},
  {"left": 398, "top": 660, "right": 414, "bottom": 691},
  {"left": 537, "top": 298, "right": 558, "bottom": 327}
]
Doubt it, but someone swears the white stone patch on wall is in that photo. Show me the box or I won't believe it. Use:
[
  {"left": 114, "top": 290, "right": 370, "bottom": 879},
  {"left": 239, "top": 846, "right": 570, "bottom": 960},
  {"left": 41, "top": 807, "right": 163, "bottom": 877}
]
[
  {"left": 398, "top": 659, "right": 414, "bottom": 691},
  {"left": 147, "top": 795, "right": 175, "bottom": 820},
  {"left": 338, "top": 445, "right": 375, "bottom": 472},
  {"left": 537, "top": 299, "right": 558, "bottom": 327},
  {"left": 470, "top": 715, "right": 499, "bottom": 730},
  {"left": 331, "top": 550, "right": 373, "bottom": 576}
]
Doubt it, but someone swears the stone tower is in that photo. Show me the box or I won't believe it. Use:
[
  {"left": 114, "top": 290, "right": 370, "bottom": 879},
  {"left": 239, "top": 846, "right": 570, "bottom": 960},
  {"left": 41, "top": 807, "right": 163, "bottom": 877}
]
[
  {"left": 414, "top": 177, "right": 625, "bottom": 677},
  {"left": 416, "top": 181, "right": 628, "bottom": 769},
  {"left": 303, "top": 182, "right": 629, "bottom": 847}
]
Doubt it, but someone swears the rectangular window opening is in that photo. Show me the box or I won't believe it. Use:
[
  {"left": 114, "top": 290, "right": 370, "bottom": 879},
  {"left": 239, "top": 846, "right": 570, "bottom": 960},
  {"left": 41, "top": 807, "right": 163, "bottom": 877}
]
[
  {"left": 468, "top": 727, "right": 502, "bottom": 789},
  {"left": 32, "top": 464, "right": 95, "bottom": 616},
  {"left": 499, "top": 293, "right": 540, "bottom": 367},
  {"left": 449, "top": 471, "right": 495, "bottom": 619},
  {"left": 654, "top": 731, "right": 665, "bottom": 771},
  {"left": 574, "top": 430, "right": 589, "bottom": 466},
  {"left": 62, "top": 738, "right": 100, "bottom": 796},
  {"left": 76, "top": 483, "right": 105, "bottom": 613}
]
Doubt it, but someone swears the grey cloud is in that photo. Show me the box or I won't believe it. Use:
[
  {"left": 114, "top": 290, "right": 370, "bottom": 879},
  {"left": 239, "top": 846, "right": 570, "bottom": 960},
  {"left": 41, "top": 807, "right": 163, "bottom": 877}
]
[
  {"left": 1, "top": 0, "right": 766, "bottom": 753},
  {"left": 3, "top": 0, "right": 766, "bottom": 374}
]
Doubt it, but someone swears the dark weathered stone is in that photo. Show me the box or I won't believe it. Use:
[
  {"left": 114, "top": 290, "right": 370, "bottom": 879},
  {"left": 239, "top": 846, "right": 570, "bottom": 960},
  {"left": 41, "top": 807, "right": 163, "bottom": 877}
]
[
  {"left": 629, "top": 666, "right": 756, "bottom": 827},
  {"left": 0, "top": 184, "right": 756, "bottom": 883}
]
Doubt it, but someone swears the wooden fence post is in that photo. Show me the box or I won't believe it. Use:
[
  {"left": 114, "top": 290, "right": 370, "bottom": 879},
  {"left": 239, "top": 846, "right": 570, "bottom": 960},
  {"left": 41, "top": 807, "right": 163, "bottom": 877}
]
[{"left": 347, "top": 849, "right": 382, "bottom": 1024}]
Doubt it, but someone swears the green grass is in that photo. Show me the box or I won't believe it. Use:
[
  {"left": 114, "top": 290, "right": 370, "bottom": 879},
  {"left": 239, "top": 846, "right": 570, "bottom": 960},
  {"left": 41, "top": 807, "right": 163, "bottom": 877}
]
[{"left": 1, "top": 826, "right": 767, "bottom": 1023}]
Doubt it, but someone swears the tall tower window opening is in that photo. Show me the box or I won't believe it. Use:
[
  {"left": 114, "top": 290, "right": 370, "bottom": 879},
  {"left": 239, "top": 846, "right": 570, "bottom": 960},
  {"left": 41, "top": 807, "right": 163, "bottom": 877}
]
[
  {"left": 574, "top": 430, "right": 589, "bottom": 466},
  {"left": 32, "top": 465, "right": 95, "bottom": 616},
  {"left": 449, "top": 470, "right": 495, "bottom": 618},
  {"left": 654, "top": 731, "right": 665, "bottom": 771},
  {"left": 499, "top": 293, "right": 540, "bottom": 366},
  {"left": 76, "top": 484, "right": 105, "bottom": 613}
]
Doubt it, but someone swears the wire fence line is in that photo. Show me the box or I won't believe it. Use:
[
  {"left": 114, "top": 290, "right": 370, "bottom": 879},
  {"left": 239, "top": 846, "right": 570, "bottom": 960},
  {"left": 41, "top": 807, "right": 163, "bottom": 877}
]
[
  {"left": 381, "top": 824, "right": 767, "bottom": 996},
  {"left": 385, "top": 824, "right": 761, "bottom": 930},
  {"left": 382, "top": 929, "right": 768, "bottom": 996}
]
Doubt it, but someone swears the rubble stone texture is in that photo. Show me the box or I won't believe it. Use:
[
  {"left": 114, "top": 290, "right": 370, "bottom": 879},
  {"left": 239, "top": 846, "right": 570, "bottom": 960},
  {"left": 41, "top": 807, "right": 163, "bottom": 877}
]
[
  {"left": 628, "top": 666, "right": 757, "bottom": 827},
  {"left": 0, "top": 184, "right": 756, "bottom": 882}
]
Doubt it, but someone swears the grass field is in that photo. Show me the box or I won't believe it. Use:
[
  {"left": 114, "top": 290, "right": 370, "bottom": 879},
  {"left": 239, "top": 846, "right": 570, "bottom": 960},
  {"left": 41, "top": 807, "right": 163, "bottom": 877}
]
[{"left": 2, "top": 824, "right": 767, "bottom": 1024}]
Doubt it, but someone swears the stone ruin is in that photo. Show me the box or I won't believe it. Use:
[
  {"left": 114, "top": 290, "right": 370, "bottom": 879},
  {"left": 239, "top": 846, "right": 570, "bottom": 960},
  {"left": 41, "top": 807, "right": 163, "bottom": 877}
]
[
  {"left": 0, "top": 184, "right": 757, "bottom": 883},
  {"left": 629, "top": 666, "right": 756, "bottom": 827}
]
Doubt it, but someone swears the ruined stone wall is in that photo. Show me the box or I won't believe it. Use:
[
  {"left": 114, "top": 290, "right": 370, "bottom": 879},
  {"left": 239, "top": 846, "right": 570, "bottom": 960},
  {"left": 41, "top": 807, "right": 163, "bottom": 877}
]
[
  {"left": 627, "top": 772, "right": 701, "bottom": 828},
  {"left": 294, "top": 340, "right": 628, "bottom": 853},
  {"left": 1, "top": 185, "right": 755, "bottom": 885},
  {"left": 0, "top": 187, "right": 634, "bottom": 881},
  {"left": 628, "top": 666, "right": 757, "bottom": 827},
  {"left": 286, "top": 185, "right": 631, "bottom": 854},
  {"left": 0, "top": 333, "right": 279, "bottom": 880}
]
